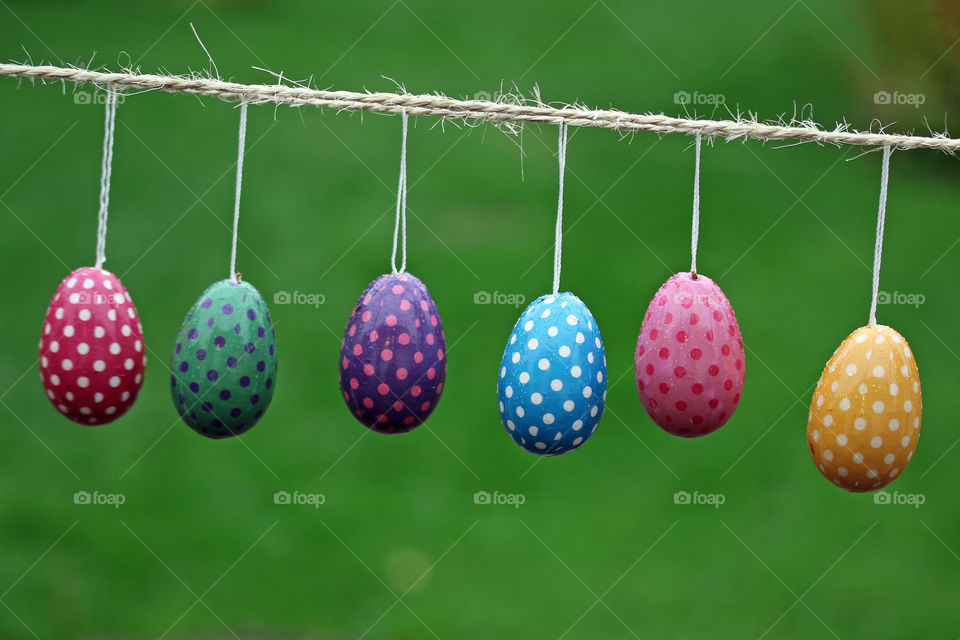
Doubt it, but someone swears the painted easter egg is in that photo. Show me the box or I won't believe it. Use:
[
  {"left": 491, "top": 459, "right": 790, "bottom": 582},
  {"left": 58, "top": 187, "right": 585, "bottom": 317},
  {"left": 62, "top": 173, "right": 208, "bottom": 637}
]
[
  {"left": 635, "top": 272, "right": 745, "bottom": 437},
  {"left": 808, "top": 325, "right": 921, "bottom": 492},
  {"left": 38, "top": 267, "right": 146, "bottom": 425},
  {"left": 497, "top": 292, "right": 607, "bottom": 455},
  {"left": 339, "top": 272, "right": 446, "bottom": 434},
  {"left": 170, "top": 279, "right": 278, "bottom": 439}
]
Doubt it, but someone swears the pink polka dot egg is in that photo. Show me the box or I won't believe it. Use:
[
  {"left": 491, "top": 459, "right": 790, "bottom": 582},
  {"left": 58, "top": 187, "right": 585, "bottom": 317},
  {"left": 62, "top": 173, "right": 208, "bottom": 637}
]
[
  {"left": 635, "top": 272, "right": 745, "bottom": 437},
  {"left": 339, "top": 273, "right": 446, "bottom": 434},
  {"left": 38, "top": 267, "right": 146, "bottom": 425}
]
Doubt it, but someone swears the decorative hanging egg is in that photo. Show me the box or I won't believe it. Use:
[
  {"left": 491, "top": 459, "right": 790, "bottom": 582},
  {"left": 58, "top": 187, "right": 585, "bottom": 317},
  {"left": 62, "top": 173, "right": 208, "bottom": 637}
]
[
  {"left": 38, "top": 267, "right": 146, "bottom": 425},
  {"left": 497, "top": 293, "right": 607, "bottom": 455},
  {"left": 339, "top": 273, "right": 447, "bottom": 433},
  {"left": 170, "top": 279, "right": 278, "bottom": 439},
  {"left": 635, "top": 272, "right": 745, "bottom": 437},
  {"left": 808, "top": 324, "right": 921, "bottom": 492}
]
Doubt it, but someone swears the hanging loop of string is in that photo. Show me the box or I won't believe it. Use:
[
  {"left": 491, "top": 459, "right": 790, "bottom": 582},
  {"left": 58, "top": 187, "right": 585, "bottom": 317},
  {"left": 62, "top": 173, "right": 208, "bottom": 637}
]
[
  {"left": 868, "top": 145, "right": 893, "bottom": 327},
  {"left": 553, "top": 123, "right": 568, "bottom": 294},
  {"left": 229, "top": 101, "right": 248, "bottom": 283},
  {"left": 690, "top": 133, "right": 702, "bottom": 278},
  {"left": 391, "top": 109, "right": 409, "bottom": 275},
  {"left": 94, "top": 87, "right": 118, "bottom": 270}
]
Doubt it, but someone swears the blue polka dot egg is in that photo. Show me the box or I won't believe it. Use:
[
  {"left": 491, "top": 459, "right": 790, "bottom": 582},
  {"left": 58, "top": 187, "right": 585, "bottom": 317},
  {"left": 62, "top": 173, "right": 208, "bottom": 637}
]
[
  {"left": 497, "top": 292, "right": 607, "bottom": 455},
  {"left": 170, "top": 279, "right": 278, "bottom": 439}
]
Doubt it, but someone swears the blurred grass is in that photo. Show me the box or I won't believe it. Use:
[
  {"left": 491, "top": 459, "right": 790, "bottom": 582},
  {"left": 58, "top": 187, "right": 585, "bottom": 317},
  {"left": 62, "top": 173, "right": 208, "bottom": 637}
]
[{"left": 1, "top": 0, "right": 960, "bottom": 638}]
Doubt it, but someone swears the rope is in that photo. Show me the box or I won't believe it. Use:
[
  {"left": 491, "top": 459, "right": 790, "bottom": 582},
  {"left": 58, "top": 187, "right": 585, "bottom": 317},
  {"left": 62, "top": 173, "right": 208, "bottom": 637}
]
[
  {"left": 229, "top": 101, "right": 247, "bottom": 283},
  {"left": 3, "top": 64, "right": 960, "bottom": 151},
  {"left": 869, "top": 145, "right": 893, "bottom": 327},
  {"left": 94, "top": 87, "right": 117, "bottom": 270},
  {"left": 553, "top": 123, "right": 567, "bottom": 295},
  {"left": 391, "top": 109, "right": 408, "bottom": 275},
  {"left": 690, "top": 133, "right": 701, "bottom": 277}
]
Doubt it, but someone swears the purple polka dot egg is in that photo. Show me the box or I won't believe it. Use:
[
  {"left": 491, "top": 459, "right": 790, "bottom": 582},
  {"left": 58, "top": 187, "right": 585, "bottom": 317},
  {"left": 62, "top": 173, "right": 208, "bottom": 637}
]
[
  {"left": 170, "top": 279, "right": 278, "bottom": 439},
  {"left": 339, "top": 272, "right": 446, "bottom": 434}
]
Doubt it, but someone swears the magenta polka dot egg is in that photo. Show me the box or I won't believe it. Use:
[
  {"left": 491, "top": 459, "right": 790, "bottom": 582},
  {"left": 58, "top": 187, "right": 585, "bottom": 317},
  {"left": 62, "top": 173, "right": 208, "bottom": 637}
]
[
  {"left": 339, "top": 273, "right": 447, "bottom": 434},
  {"left": 635, "top": 272, "right": 745, "bottom": 437}
]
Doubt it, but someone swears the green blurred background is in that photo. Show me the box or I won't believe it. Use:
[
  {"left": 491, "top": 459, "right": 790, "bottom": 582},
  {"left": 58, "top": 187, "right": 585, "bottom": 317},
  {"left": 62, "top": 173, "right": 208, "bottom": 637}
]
[{"left": 1, "top": 1, "right": 959, "bottom": 638}]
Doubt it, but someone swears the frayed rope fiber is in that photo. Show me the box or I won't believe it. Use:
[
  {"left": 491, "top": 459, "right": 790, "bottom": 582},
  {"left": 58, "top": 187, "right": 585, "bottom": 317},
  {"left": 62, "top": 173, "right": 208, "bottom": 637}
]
[{"left": 2, "top": 63, "right": 960, "bottom": 151}]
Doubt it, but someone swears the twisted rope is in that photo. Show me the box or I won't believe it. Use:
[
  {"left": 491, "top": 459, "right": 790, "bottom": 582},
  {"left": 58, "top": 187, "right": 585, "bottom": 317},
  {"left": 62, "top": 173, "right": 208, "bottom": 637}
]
[{"left": 2, "top": 64, "right": 959, "bottom": 151}]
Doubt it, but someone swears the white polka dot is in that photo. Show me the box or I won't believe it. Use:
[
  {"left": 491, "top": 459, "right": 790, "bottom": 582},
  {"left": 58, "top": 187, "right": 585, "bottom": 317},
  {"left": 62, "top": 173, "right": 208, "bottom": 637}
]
[
  {"left": 839, "top": 398, "right": 850, "bottom": 411},
  {"left": 107, "top": 309, "right": 117, "bottom": 322},
  {"left": 888, "top": 419, "right": 900, "bottom": 431},
  {"left": 540, "top": 309, "right": 551, "bottom": 319},
  {"left": 538, "top": 358, "right": 550, "bottom": 370},
  {"left": 855, "top": 334, "right": 867, "bottom": 343},
  {"left": 837, "top": 434, "right": 848, "bottom": 446},
  {"left": 103, "top": 280, "right": 112, "bottom": 290},
  {"left": 79, "top": 406, "right": 92, "bottom": 415},
  {"left": 587, "top": 352, "right": 594, "bottom": 364},
  {"left": 82, "top": 278, "right": 94, "bottom": 289},
  {"left": 66, "top": 278, "right": 77, "bottom": 288},
  {"left": 558, "top": 345, "right": 571, "bottom": 357},
  {"left": 93, "top": 360, "right": 106, "bottom": 372},
  {"left": 548, "top": 326, "right": 558, "bottom": 337},
  {"left": 50, "top": 374, "right": 60, "bottom": 386},
  {"left": 113, "top": 293, "right": 124, "bottom": 305},
  {"left": 543, "top": 414, "right": 555, "bottom": 425},
  {"left": 904, "top": 346, "right": 912, "bottom": 358},
  {"left": 563, "top": 400, "right": 575, "bottom": 411},
  {"left": 903, "top": 400, "right": 913, "bottom": 412},
  {"left": 858, "top": 383, "right": 868, "bottom": 394},
  {"left": 505, "top": 386, "right": 513, "bottom": 398},
  {"left": 854, "top": 418, "right": 867, "bottom": 430},
  {"left": 912, "top": 381, "right": 919, "bottom": 393},
  {"left": 838, "top": 467, "right": 848, "bottom": 477},
  {"left": 41, "top": 356, "right": 48, "bottom": 368},
  {"left": 528, "top": 338, "right": 539, "bottom": 350},
  {"left": 94, "top": 393, "right": 103, "bottom": 403},
  {"left": 515, "top": 406, "right": 525, "bottom": 417},
  {"left": 94, "top": 326, "right": 105, "bottom": 339},
  {"left": 889, "top": 383, "right": 898, "bottom": 396},
  {"left": 121, "top": 325, "right": 132, "bottom": 337},
  {"left": 575, "top": 332, "right": 585, "bottom": 344},
  {"left": 49, "top": 341, "right": 59, "bottom": 353},
  {"left": 510, "top": 334, "right": 517, "bottom": 345},
  {"left": 531, "top": 392, "right": 543, "bottom": 405},
  {"left": 500, "top": 366, "right": 506, "bottom": 378},
  {"left": 544, "top": 297, "right": 555, "bottom": 304},
  {"left": 506, "top": 420, "right": 515, "bottom": 431},
  {"left": 914, "top": 417, "right": 920, "bottom": 428},
  {"left": 901, "top": 436, "right": 910, "bottom": 447},
  {"left": 823, "top": 414, "right": 834, "bottom": 427},
  {"left": 853, "top": 452, "right": 864, "bottom": 463},
  {"left": 77, "top": 376, "right": 89, "bottom": 388},
  {"left": 823, "top": 449, "right": 834, "bottom": 461},
  {"left": 105, "top": 406, "right": 117, "bottom": 415},
  {"left": 528, "top": 426, "right": 538, "bottom": 436},
  {"left": 534, "top": 442, "right": 547, "bottom": 450},
  {"left": 551, "top": 379, "right": 563, "bottom": 391},
  {"left": 109, "top": 376, "right": 121, "bottom": 388},
  {"left": 874, "top": 334, "right": 885, "bottom": 344},
  {"left": 590, "top": 405, "right": 599, "bottom": 417},
  {"left": 134, "top": 341, "right": 142, "bottom": 353},
  {"left": 872, "top": 365, "right": 885, "bottom": 377},
  {"left": 812, "top": 429, "right": 820, "bottom": 442},
  {"left": 572, "top": 420, "right": 583, "bottom": 431},
  {"left": 121, "top": 391, "right": 130, "bottom": 402},
  {"left": 512, "top": 352, "right": 521, "bottom": 364},
  {"left": 68, "top": 293, "right": 80, "bottom": 304},
  {"left": 572, "top": 436, "right": 583, "bottom": 446},
  {"left": 889, "top": 468, "right": 899, "bottom": 478},
  {"left": 870, "top": 437, "right": 882, "bottom": 448},
  {"left": 872, "top": 401, "right": 884, "bottom": 413},
  {"left": 55, "top": 308, "right": 64, "bottom": 320},
  {"left": 595, "top": 337, "right": 602, "bottom": 349},
  {"left": 900, "top": 365, "right": 909, "bottom": 377},
  {"left": 499, "top": 401, "right": 504, "bottom": 412},
  {"left": 582, "top": 386, "right": 592, "bottom": 398},
  {"left": 845, "top": 364, "right": 857, "bottom": 376},
  {"left": 109, "top": 343, "right": 121, "bottom": 355},
  {"left": 63, "top": 325, "right": 75, "bottom": 337},
  {"left": 596, "top": 371, "right": 603, "bottom": 383},
  {"left": 866, "top": 469, "right": 879, "bottom": 479},
  {"left": 61, "top": 359, "right": 74, "bottom": 371},
  {"left": 566, "top": 315, "right": 578, "bottom": 326},
  {"left": 519, "top": 372, "right": 530, "bottom": 384},
  {"left": 816, "top": 395, "right": 824, "bottom": 407},
  {"left": 884, "top": 453, "right": 895, "bottom": 464},
  {"left": 524, "top": 320, "right": 534, "bottom": 331},
  {"left": 570, "top": 365, "right": 582, "bottom": 378}
]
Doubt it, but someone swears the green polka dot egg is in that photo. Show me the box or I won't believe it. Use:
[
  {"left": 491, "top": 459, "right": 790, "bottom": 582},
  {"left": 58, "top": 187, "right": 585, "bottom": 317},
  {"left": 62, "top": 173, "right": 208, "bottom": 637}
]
[{"left": 170, "top": 279, "right": 278, "bottom": 439}]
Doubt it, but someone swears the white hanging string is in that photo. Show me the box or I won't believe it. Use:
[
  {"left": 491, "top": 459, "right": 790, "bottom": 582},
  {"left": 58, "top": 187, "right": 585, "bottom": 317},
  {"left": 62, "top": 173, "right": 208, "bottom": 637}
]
[
  {"left": 552, "top": 123, "right": 568, "bottom": 294},
  {"left": 94, "top": 87, "right": 118, "bottom": 270},
  {"left": 868, "top": 145, "right": 893, "bottom": 327},
  {"left": 391, "top": 109, "right": 409, "bottom": 274},
  {"left": 690, "top": 133, "right": 702, "bottom": 278},
  {"left": 229, "top": 101, "right": 248, "bottom": 283}
]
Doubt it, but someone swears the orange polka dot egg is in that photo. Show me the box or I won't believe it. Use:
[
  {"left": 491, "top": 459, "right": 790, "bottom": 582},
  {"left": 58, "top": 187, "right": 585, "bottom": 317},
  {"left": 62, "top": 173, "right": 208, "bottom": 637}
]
[{"left": 808, "top": 324, "right": 921, "bottom": 492}]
